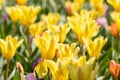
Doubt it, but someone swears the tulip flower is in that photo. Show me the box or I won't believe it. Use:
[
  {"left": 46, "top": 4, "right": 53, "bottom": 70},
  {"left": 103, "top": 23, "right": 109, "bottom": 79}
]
[
  {"left": 58, "top": 24, "right": 70, "bottom": 42},
  {"left": 16, "top": 62, "right": 25, "bottom": 80},
  {"left": 41, "top": 13, "right": 60, "bottom": 26},
  {"left": 109, "top": 23, "right": 118, "bottom": 36},
  {"left": 16, "top": 62, "right": 24, "bottom": 73},
  {"left": 20, "top": 6, "right": 41, "bottom": 26},
  {"left": 83, "top": 36, "right": 107, "bottom": 59},
  {"left": 34, "top": 60, "right": 48, "bottom": 78},
  {"left": 65, "top": 1, "right": 81, "bottom": 15},
  {"left": 57, "top": 43, "right": 80, "bottom": 58},
  {"left": 2, "top": 14, "right": 8, "bottom": 21},
  {"left": 110, "top": 60, "right": 120, "bottom": 80},
  {"left": 25, "top": 73, "right": 36, "bottom": 80},
  {"left": 0, "top": 35, "right": 24, "bottom": 60},
  {"left": 29, "top": 21, "right": 46, "bottom": 37},
  {"left": 90, "top": 0, "right": 105, "bottom": 17},
  {"left": 67, "top": 56, "right": 97, "bottom": 80},
  {"left": 33, "top": 31, "right": 59, "bottom": 78},
  {"left": 45, "top": 58, "right": 69, "bottom": 80},
  {"left": 107, "top": 0, "right": 120, "bottom": 12},
  {"left": 96, "top": 17, "right": 108, "bottom": 28},
  {"left": 33, "top": 30, "right": 59, "bottom": 60},
  {"left": 0, "top": 35, "right": 23, "bottom": 80},
  {"left": 16, "top": 0, "right": 27, "bottom": 5},
  {"left": 68, "top": 16, "right": 100, "bottom": 44},
  {"left": 74, "top": 9, "right": 97, "bottom": 20},
  {"left": 111, "top": 12, "right": 120, "bottom": 32},
  {"left": 0, "top": 0, "right": 4, "bottom": 10},
  {"left": 74, "top": 0, "right": 84, "bottom": 4},
  {"left": 6, "top": 6, "right": 22, "bottom": 23},
  {"left": 48, "top": 24, "right": 70, "bottom": 43},
  {"left": 65, "top": 0, "right": 85, "bottom": 15}
]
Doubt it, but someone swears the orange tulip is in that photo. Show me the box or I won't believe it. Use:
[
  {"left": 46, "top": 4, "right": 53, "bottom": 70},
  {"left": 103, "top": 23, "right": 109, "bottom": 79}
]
[
  {"left": 110, "top": 60, "right": 120, "bottom": 80},
  {"left": 109, "top": 23, "right": 118, "bottom": 36},
  {"left": 66, "top": 4, "right": 73, "bottom": 15}
]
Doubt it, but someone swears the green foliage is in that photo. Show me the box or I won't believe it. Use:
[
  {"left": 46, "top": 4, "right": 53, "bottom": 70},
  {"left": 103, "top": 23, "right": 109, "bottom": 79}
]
[{"left": 0, "top": 0, "right": 119, "bottom": 80}]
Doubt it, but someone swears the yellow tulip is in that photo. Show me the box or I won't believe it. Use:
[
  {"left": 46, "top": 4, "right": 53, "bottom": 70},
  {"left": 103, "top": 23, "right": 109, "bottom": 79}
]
[
  {"left": 6, "top": 6, "right": 22, "bottom": 23},
  {"left": 65, "top": 1, "right": 82, "bottom": 15},
  {"left": 90, "top": 0, "right": 105, "bottom": 17},
  {"left": 74, "top": 9, "right": 97, "bottom": 20},
  {"left": 57, "top": 43, "right": 80, "bottom": 58},
  {"left": 16, "top": 0, "right": 27, "bottom": 5},
  {"left": 29, "top": 21, "right": 46, "bottom": 37},
  {"left": 0, "top": 35, "right": 24, "bottom": 60},
  {"left": 45, "top": 58, "right": 69, "bottom": 80},
  {"left": 57, "top": 24, "right": 70, "bottom": 43},
  {"left": 83, "top": 36, "right": 107, "bottom": 59},
  {"left": 67, "top": 56, "right": 97, "bottom": 80},
  {"left": 107, "top": 0, "right": 120, "bottom": 12},
  {"left": 90, "top": 0, "right": 104, "bottom": 8},
  {"left": 0, "top": 0, "right": 4, "bottom": 10},
  {"left": 111, "top": 11, "right": 120, "bottom": 32},
  {"left": 33, "top": 30, "right": 59, "bottom": 60},
  {"left": 74, "top": 0, "right": 84, "bottom": 4},
  {"left": 65, "top": 0, "right": 85, "bottom": 15},
  {"left": 6, "top": 5, "right": 40, "bottom": 25},
  {"left": 20, "top": 6, "right": 41, "bottom": 26},
  {"left": 68, "top": 16, "right": 100, "bottom": 44},
  {"left": 41, "top": 13, "right": 60, "bottom": 26},
  {"left": 48, "top": 24, "right": 70, "bottom": 43},
  {"left": 34, "top": 60, "right": 48, "bottom": 78}
]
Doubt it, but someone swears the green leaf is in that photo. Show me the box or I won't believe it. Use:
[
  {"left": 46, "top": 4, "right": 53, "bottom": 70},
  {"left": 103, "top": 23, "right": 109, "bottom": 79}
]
[
  {"left": 13, "top": 71, "right": 20, "bottom": 80},
  {"left": 8, "top": 67, "right": 16, "bottom": 80}
]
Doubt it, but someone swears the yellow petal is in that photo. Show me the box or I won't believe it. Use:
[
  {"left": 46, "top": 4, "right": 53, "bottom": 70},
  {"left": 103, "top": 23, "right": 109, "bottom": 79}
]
[
  {"left": 34, "top": 60, "right": 48, "bottom": 78},
  {"left": 3, "top": 41, "right": 15, "bottom": 60},
  {"left": 6, "top": 35, "right": 12, "bottom": 42},
  {"left": 73, "top": 47, "right": 80, "bottom": 57},
  {"left": 46, "top": 35, "right": 58, "bottom": 59},
  {"left": 16, "top": 0, "right": 27, "bottom": 5},
  {"left": 87, "top": 57, "right": 95, "bottom": 64},
  {"left": 16, "top": 39, "right": 24, "bottom": 48},
  {"left": 34, "top": 37, "right": 47, "bottom": 56},
  {"left": 78, "top": 56, "right": 86, "bottom": 67},
  {"left": 45, "top": 58, "right": 69, "bottom": 80},
  {"left": 0, "top": 39, "right": 5, "bottom": 50},
  {"left": 45, "top": 60, "right": 56, "bottom": 73}
]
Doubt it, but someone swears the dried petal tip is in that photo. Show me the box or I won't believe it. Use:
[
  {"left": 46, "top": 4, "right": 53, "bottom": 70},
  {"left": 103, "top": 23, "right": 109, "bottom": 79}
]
[{"left": 16, "top": 62, "right": 24, "bottom": 73}]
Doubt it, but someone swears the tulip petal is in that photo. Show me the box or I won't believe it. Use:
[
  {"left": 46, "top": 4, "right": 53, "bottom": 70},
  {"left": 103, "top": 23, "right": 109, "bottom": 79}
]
[{"left": 34, "top": 60, "right": 48, "bottom": 78}]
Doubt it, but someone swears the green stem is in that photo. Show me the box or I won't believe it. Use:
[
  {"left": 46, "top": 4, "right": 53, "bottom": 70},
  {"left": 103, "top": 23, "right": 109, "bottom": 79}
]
[
  {"left": 118, "top": 33, "right": 120, "bottom": 53},
  {"left": 6, "top": 60, "right": 9, "bottom": 80},
  {"left": 22, "top": 26, "right": 31, "bottom": 54},
  {"left": 27, "top": 27, "right": 31, "bottom": 54},
  {"left": 20, "top": 73, "right": 25, "bottom": 80},
  {"left": 48, "top": 68, "right": 50, "bottom": 80},
  {"left": 111, "top": 36, "right": 114, "bottom": 50},
  {"left": 13, "top": 23, "right": 17, "bottom": 35},
  {"left": 81, "top": 44, "right": 84, "bottom": 56}
]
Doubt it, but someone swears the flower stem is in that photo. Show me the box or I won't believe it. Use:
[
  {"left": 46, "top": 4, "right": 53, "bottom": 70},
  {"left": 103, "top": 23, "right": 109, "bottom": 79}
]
[
  {"left": 81, "top": 44, "right": 84, "bottom": 56},
  {"left": 48, "top": 68, "right": 50, "bottom": 80},
  {"left": 6, "top": 60, "right": 9, "bottom": 80},
  {"left": 27, "top": 28, "right": 30, "bottom": 53},
  {"left": 115, "top": 77, "right": 118, "bottom": 80},
  {"left": 118, "top": 33, "right": 120, "bottom": 53}
]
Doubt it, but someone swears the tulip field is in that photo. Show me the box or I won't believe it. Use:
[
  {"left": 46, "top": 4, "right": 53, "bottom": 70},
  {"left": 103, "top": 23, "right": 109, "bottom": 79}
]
[{"left": 0, "top": 0, "right": 120, "bottom": 80}]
